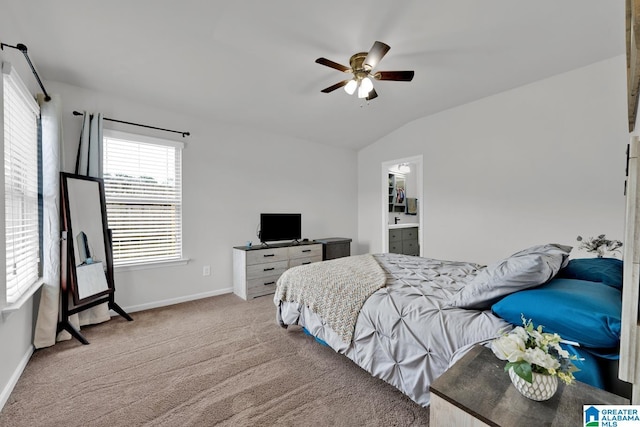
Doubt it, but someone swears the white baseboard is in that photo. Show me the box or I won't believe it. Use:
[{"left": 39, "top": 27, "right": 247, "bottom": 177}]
[
  {"left": 0, "top": 344, "right": 34, "bottom": 412},
  {"left": 112, "top": 287, "right": 234, "bottom": 315}
]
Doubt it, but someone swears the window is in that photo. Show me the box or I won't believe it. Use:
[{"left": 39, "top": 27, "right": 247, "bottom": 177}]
[
  {"left": 103, "top": 129, "right": 183, "bottom": 267},
  {"left": 3, "top": 63, "right": 41, "bottom": 305}
]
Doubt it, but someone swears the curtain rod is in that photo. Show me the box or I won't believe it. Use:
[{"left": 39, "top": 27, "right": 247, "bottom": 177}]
[
  {"left": 72, "top": 111, "right": 190, "bottom": 137},
  {"left": 0, "top": 42, "right": 51, "bottom": 102}
]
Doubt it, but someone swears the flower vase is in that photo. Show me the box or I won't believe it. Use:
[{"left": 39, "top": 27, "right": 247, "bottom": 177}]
[{"left": 508, "top": 368, "right": 558, "bottom": 401}]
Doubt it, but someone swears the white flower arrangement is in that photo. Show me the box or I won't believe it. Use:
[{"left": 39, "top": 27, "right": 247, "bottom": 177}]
[
  {"left": 576, "top": 234, "right": 622, "bottom": 258},
  {"left": 491, "top": 316, "right": 579, "bottom": 385}
]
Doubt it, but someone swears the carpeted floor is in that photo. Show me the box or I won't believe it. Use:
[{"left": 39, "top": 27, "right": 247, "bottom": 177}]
[{"left": 0, "top": 293, "right": 429, "bottom": 426}]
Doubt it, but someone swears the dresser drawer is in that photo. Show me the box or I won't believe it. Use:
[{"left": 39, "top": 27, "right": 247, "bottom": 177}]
[
  {"left": 246, "top": 260, "right": 288, "bottom": 279},
  {"left": 246, "top": 247, "right": 289, "bottom": 265},
  {"left": 402, "top": 240, "right": 419, "bottom": 256},
  {"left": 247, "top": 276, "right": 280, "bottom": 299},
  {"left": 289, "top": 255, "right": 322, "bottom": 268},
  {"left": 401, "top": 227, "right": 418, "bottom": 240},
  {"left": 288, "top": 244, "right": 322, "bottom": 260},
  {"left": 389, "top": 242, "right": 403, "bottom": 253},
  {"left": 389, "top": 230, "right": 402, "bottom": 242},
  {"left": 247, "top": 274, "right": 281, "bottom": 298}
]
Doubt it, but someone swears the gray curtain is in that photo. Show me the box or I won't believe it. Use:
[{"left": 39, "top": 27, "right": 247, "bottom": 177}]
[
  {"left": 74, "top": 111, "right": 110, "bottom": 326},
  {"left": 76, "top": 112, "right": 103, "bottom": 178},
  {"left": 33, "top": 94, "right": 63, "bottom": 348}
]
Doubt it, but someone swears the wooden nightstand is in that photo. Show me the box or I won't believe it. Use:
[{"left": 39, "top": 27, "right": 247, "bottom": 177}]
[{"left": 429, "top": 345, "right": 629, "bottom": 426}]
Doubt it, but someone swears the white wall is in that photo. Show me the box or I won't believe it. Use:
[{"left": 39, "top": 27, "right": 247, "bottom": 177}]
[
  {"left": 0, "top": 305, "right": 33, "bottom": 408},
  {"left": 358, "top": 56, "right": 629, "bottom": 264},
  {"left": 46, "top": 80, "right": 359, "bottom": 311}
]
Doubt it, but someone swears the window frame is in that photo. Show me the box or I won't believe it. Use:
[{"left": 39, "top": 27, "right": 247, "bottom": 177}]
[
  {"left": 1, "top": 62, "right": 43, "bottom": 311},
  {"left": 102, "top": 129, "right": 185, "bottom": 269}
]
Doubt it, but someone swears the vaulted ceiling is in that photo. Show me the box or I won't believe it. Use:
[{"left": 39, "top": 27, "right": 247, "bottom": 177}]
[{"left": 0, "top": 1, "right": 626, "bottom": 150}]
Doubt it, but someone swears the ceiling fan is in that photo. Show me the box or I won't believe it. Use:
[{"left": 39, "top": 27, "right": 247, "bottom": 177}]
[{"left": 315, "top": 41, "right": 414, "bottom": 101}]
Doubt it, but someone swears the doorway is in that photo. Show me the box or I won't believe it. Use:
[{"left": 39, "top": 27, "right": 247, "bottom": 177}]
[{"left": 381, "top": 155, "right": 423, "bottom": 255}]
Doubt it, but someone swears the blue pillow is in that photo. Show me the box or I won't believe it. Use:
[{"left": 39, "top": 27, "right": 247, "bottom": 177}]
[
  {"left": 491, "top": 278, "right": 621, "bottom": 349},
  {"left": 557, "top": 258, "right": 623, "bottom": 289},
  {"left": 561, "top": 344, "right": 604, "bottom": 389}
]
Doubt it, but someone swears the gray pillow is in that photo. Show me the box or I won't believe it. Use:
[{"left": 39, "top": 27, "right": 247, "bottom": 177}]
[{"left": 447, "top": 243, "right": 572, "bottom": 310}]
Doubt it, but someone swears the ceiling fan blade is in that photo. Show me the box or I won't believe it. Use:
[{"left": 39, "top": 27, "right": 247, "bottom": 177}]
[
  {"left": 321, "top": 80, "right": 349, "bottom": 93},
  {"left": 366, "top": 88, "right": 378, "bottom": 101},
  {"left": 364, "top": 41, "right": 390, "bottom": 70},
  {"left": 374, "top": 70, "right": 415, "bottom": 81},
  {"left": 315, "top": 57, "right": 351, "bottom": 73}
]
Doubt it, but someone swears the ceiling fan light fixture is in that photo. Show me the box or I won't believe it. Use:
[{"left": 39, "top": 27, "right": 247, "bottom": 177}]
[
  {"left": 360, "top": 77, "right": 373, "bottom": 93},
  {"left": 358, "top": 78, "right": 374, "bottom": 98},
  {"left": 316, "top": 41, "right": 414, "bottom": 101},
  {"left": 344, "top": 79, "right": 358, "bottom": 95}
]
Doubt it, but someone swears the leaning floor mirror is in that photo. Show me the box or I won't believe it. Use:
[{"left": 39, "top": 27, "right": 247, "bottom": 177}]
[{"left": 59, "top": 172, "right": 132, "bottom": 344}]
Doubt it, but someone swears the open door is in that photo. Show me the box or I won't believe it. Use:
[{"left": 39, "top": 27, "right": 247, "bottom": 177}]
[{"left": 381, "top": 156, "right": 423, "bottom": 256}]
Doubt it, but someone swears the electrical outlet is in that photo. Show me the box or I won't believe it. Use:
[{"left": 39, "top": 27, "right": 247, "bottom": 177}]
[{"left": 203, "top": 266, "right": 211, "bottom": 276}]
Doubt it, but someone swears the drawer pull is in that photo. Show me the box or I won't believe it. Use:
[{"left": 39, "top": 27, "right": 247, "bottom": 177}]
[
  {"left": 263, "top": 254, "right": 275, "bottom": 257},
  {"left": 302, "top": 249, "right": 311, "bottom": 253},
  {"left": 301, "top": 262, "right": 311, "bottom": 265},
  {"left": 263, "top": 267, "right": 275, "bottom": 271},
  {"left": 264, "top": 281, "right": 275, "bottom": 286}
]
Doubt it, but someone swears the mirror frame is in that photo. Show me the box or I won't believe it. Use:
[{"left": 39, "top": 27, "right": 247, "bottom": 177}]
[{"left": 60, "top": 172, "right": 114, "bottom": 307}]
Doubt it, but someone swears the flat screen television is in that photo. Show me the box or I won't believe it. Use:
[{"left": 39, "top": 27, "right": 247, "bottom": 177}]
[{"left": 260, "top": 213, "right": 302, "bottom": 243}]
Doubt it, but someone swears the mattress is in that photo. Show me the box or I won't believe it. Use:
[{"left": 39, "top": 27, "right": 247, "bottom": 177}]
[{"left": 275, "top": 253, "right": 511, "bottom": 406}]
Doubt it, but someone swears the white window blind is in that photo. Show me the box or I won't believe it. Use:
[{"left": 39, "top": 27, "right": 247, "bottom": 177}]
[
  {"left": 103, "top": 130, "right": 183, "bottom": 266},
  {"left": 3, "top": 64, "right": 40, "bottom": 304}
]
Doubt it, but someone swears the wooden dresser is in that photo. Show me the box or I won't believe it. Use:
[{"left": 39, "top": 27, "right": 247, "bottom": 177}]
[
  {"left": 233, "top": 242, "right": 322, "bottom": 300},
  {"left": 429, "top": 345, "right": 628, "bottom": 427}
]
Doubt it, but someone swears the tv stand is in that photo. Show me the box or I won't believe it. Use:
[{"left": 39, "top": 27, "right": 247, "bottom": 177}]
[
  {"left": 232, "top": 241, "right": 322, "bottom": 300},
  {"left": 260, "top": 239, "right": 300, "bottom": 248}
]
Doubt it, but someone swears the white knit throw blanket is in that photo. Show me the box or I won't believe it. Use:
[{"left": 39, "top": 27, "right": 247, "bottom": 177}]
[{"left": 275, "top": 254, "right": 387, "bottom": 343}]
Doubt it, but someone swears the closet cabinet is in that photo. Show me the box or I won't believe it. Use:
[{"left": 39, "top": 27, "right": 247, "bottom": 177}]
[{"left": 389, "top": 226, "right": 419, "bottom": 256}]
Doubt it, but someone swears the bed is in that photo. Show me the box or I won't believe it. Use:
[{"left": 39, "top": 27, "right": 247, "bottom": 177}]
[{"left": 274, "top": 243, "right": 623, "bottom": 407}]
